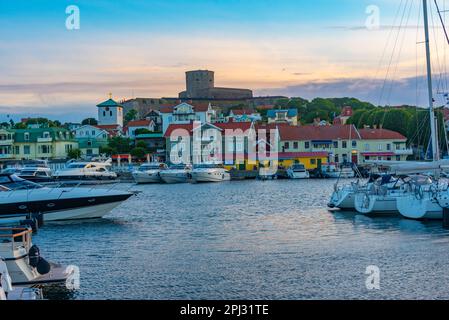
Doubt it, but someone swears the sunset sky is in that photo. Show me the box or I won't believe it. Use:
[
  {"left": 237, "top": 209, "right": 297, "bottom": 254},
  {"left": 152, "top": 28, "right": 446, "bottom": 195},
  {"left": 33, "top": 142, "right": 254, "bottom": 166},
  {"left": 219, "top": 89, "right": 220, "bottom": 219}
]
[{"left": 1, "top": 0, "right": 448, "bottom": 122}]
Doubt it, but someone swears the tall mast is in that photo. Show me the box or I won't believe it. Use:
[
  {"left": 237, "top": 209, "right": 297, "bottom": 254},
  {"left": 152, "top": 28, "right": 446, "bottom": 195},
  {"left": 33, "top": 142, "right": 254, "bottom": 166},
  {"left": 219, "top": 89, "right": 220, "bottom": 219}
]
[{"left": 423, "top": 0, "right": 440, "bottom": 161}]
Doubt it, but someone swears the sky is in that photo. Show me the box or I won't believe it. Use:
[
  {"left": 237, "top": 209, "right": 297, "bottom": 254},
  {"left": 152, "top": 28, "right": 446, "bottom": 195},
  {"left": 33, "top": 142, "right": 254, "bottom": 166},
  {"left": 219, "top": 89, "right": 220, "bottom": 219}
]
[{"left": 1, "top": 0, "right": 449, "bottom": 122}]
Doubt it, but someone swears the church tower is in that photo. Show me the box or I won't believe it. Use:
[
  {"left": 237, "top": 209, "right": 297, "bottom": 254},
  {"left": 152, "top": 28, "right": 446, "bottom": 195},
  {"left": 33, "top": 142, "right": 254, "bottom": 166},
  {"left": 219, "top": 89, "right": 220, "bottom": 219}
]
[{"left": 97, "top": 94, "right": 124, "bottom": 127}]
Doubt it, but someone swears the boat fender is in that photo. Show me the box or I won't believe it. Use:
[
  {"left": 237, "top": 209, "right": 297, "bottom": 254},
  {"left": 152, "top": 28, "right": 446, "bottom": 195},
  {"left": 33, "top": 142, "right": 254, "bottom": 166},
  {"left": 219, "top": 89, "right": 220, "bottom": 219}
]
[
  {"left": 36, "top": 258, "right": 51, "bottom": 275},
  {"left": 28, "top": 245, "right": 41, "bottom": 268}
]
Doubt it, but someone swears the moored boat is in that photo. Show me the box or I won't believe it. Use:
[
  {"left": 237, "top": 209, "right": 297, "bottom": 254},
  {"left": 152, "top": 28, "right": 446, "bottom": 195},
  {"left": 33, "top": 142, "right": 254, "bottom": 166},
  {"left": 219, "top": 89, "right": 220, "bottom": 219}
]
[
  {"left": 159, "top": 164, "right": 191, "bottom": 184},
  {"left": 132, "top": 163, "right": 168, "bottom": 184},
  {"left": 191, "top": 163, "right": 231, "bottom": 183}
]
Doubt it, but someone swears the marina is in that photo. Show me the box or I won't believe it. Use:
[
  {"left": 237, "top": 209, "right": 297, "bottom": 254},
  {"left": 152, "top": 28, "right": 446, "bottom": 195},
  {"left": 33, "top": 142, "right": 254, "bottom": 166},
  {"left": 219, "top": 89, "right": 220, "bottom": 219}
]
[{"left": 15, "top": 179, "right": 449, "bottom": 300}]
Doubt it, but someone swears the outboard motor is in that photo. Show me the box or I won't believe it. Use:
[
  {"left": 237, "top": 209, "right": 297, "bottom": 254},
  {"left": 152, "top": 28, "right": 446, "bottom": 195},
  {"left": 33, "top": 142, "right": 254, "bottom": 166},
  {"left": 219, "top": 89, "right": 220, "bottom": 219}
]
[{"left": 28, "top": 245, "right": 51, "bottom": 275}]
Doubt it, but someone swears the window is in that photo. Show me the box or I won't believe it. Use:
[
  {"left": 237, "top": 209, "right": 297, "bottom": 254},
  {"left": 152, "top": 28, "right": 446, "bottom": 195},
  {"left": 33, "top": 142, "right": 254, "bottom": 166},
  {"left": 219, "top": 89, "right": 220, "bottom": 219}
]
[
  {"left": 335, "top": 154, "right": 339, "bottom": 163},
  {"left": 92, "top": 130, "right": 95, "bottom": 136},
  {"left": 293, "top": 142, "right": 298, "bottom": 149},
  {"left": 342, "top": 141, "right": 347, "bottom": 148},
  {"left": 110, "top": 111, "right": 113, "bottom": 116},
  {"left": 285, "top": 142, "right": 290, "bottom": 149},
  {"left": 378, "top": 144, "right": 382, "bottom": 151},
  {"left": 333, "top": 141, "right": 338, "bottom": 148},
  {"left": 236, "top": 142, "right": 244, "bottom": 152},
  {"left": 87, "top": 141, "right": 92, "bottom": 147},
  {"left": 387, "top": 157, "right": 392, "bottom": 161},
  {"left": 305, "top": 142, "right": 310, "bottom": 149},
  {"left": 24, "top": 145, "right": 30, "bottom": 155},
  {"left": 103, "top": 111, "right": 106, "bottom": 117},
  {"left": 43, "top": 132, "right": 50, "bottom": 138},
  {"left": 387, "top": 144, "right": 391, "bottom": 151},
  {"left": 352, "top": 141, "right": 357, "bottom": 148},
  {"left": 311, "top": 159, "right": 316, "bottom": 165},
  {"left": 24, "top": 133, "right": 29, "bottom": 141},
  {"left": 396, "top": 155, "right": 401, "bottom": 161},
  {"left": 365, "top": 156, "right": 370, "bottom": 161},
  {"left": 15, "top": 146, "right": 19, "bottom": 154}
]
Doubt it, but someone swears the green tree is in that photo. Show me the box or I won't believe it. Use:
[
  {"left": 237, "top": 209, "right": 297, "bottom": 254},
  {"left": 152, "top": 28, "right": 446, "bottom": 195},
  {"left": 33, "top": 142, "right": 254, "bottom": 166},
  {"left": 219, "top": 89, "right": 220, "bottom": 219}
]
[
  {"left": 108, "top": 136, "right": 132, "bottom": 154},
  {"left": 100, "top": 146, "right": 116, "bottom": 156},
  {"left": 67, "top": 148, "right": 82, "bottom": 159},
  {"left": 81, "top": 118, "right": 98, "bottom": 126},
  {"left": 136, "top": 141, "right": 148, "bottom": 150},
  {"left": 125, "top": 109, "right": 138, "bottom": 124},
  {"left": 131, "top": 147, "right": 146, "bottom": 159}
]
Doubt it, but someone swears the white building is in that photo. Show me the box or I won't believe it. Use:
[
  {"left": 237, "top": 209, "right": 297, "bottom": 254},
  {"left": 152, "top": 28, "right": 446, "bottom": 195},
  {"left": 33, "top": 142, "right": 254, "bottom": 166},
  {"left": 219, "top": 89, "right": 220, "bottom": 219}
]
[
  {"left": 125, "top": 119, "right": 156, "bottom": 139},
  {"left": 160, "top": 102, "right": 215, "bottom": 134},
  {"left": 97, "top": 97, "right": 124, "bottom": 127}
]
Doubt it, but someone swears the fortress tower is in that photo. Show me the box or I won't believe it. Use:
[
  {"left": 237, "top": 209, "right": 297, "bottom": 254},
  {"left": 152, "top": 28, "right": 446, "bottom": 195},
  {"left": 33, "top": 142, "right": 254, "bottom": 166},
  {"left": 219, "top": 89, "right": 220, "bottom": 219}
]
[{"left": 185, "top": 70, "right": 215, "bottom": 98}]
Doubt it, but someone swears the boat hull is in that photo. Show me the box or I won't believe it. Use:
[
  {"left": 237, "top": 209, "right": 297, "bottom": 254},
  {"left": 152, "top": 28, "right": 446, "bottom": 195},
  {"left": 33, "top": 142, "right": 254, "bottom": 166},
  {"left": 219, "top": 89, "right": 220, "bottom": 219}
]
[
  {"left": 397, "top": 195, "right": 442, "bottom": 220},
  {"left": 191, "top": 172, "right": 231, "bottom": 183},
  {"left": 132, "top": 172, "right": 162, "bottom": 184},
  {"left": 354, "top": 193, "right": 399, "bottom": 215},
  {"left": 160, "top": 172, "right": 190, "bottom": 184}
]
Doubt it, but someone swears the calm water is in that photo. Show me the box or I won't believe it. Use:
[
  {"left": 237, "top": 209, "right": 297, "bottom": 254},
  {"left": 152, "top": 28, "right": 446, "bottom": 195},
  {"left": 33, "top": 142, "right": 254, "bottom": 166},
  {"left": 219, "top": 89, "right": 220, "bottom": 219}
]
[{"left": 33, "top": 179, "right": 449, "bottom": 300}]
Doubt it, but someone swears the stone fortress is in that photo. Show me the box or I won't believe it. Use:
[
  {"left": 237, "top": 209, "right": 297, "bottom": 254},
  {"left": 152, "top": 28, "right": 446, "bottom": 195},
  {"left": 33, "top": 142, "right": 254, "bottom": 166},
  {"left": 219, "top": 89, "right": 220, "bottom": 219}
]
[{"left": 179, "top": 70, "right": 253, "bottom": 100}]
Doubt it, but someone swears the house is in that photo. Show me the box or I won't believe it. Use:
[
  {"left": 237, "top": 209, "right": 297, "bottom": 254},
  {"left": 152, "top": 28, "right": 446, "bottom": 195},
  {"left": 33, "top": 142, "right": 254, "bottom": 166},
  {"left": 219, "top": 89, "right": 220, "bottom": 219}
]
[
  {"left": 97, "top": 96, "right": 124, "bottom": 127},
  {"left": 333, "top": 106, "right": 353, "bottom": 125},
  {"left": 144, "top": 110, "right": 163, "bottom": 132},
  {"left": 11, "top": 128, "right": 78, "bottom": 160},
  {"left": 73, "top": 125, "right": 109, "bottom": 158},
  {"left": 125, "top": 119, "right": 156, "bottom": 139},
  {"left": 228, "top": 109, "right": 261, "bottom": 123},
  {"left": 0, "top": 129, "right": 14, "bottom": 161},
  {"left": 267, "top": 109, "right": 298, "bottom": 126},
  {"left": 95, "top": 124, "right": 122, "bottom": 138},
  {"left": 278, "top": 124, "right": 412, "bottom": 165},
  {"left": 160, "top": 102, "right": 215, "bottom": 134},
  {"left": 358, "top": 128, "right": 411, "bottom": 162},
  {"left": 135, "top": 132, "right": 166, "bottom": 162}
]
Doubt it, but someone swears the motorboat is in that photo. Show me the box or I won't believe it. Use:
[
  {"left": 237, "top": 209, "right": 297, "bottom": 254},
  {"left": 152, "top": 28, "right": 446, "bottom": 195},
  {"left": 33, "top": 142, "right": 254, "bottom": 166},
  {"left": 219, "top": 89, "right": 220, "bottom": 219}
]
[
  {"left": 53, "top": 159, "right": 117, "bottom": 181},
  {"left": 132, "top": 163, "right": 168, "bottom": 184},
  {"left": 0, "top": 226, "right": 74, "bottom": 287},
  {"left": 191, "top": 163, "right": 231, "bottom": 183},
  {"left": 0, "top": 173, "right": 133, "bottom": 222},
  {"left": 17, "top": 164, "right": 53, "bottom": 183},
  {"left": 321, "top": 164, "right": 355, "bottom": 179},
  {"left": 0, "top": 257, "right": 43, "bottom": 300},
  {"left": 159, "top": 164, "right": 191, "bottom": 184},
  {"left": 287, "top": 164, "right": 310, "bottom": 179}
]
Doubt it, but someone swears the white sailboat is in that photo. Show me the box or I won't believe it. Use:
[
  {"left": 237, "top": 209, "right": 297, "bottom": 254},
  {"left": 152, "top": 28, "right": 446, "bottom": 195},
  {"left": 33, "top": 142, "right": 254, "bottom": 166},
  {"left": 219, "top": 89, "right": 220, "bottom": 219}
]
[{"left": 397, "top": 0, "right": 447, "bottom": 220}]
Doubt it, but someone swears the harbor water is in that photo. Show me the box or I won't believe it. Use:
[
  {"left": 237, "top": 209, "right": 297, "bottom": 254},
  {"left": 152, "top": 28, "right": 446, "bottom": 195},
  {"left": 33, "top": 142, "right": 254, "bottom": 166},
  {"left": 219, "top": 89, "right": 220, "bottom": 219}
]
[{"left": 34, "top": 179, "right": 449, "bottom": 300}]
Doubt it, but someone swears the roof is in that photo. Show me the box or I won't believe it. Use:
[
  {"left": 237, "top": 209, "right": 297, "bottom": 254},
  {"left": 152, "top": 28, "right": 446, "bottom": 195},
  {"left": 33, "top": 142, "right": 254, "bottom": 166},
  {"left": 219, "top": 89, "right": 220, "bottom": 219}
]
[
  {"left": 358, "top": 128, "right": 406, "bottom": 140},
  {"left": 230, "top": 109, "right": 257, "bottom": 116},
  {"left": 126, "top": 120, "right": 154, "bottom": 127},
  {"left": 95, "top": 125, "right": 121, "bottom": 130},
  {"left": 267, "top": 109, "right": 298, "bottom": 118},
  {"left": 96, "top": 99, "right": 122, "bottom": 108},
  {"left": 160, "top": 102, "right": 211, "bottom": 114},
  {"left": 12, "top": 127, "right": 75, "bottom": 143},
  {"left": 279, "top": 125, "right": 361, "bottom": 141},
  {"left": 164, "top": 122, "right": 254, "bottom": 137}
]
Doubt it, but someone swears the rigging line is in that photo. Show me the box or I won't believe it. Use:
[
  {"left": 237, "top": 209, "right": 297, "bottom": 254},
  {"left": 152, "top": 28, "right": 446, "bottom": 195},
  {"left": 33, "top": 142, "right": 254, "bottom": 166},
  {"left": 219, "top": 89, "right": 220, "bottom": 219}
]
[
  {"left": 378, "top": 0, "right": 409, "bottom": 107},
  {"left": 430, "top": 2, "right": 445, "bottom": 100},
  {"left": 373, "top": 0, "right": 405, "bottom": 87},
  {"left": 385, "top": 0, "right": 415, "bottom": 108},
  {"left": 435, "top": 0, "right": 449, "bottom": 44}
]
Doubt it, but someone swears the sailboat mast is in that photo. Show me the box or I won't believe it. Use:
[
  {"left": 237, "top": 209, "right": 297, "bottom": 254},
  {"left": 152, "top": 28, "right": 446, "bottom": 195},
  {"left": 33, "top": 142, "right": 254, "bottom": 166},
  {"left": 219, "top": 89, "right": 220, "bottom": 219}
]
[{"left": 423, "top": 0, "right": 440, "bottom": 161}]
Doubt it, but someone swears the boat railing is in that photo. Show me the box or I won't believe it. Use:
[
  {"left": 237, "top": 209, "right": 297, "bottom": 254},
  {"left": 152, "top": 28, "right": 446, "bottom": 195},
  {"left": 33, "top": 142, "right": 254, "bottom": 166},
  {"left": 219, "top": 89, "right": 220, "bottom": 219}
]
[{"left": 0, "top": 227, "right": 32, "bottom": 252}]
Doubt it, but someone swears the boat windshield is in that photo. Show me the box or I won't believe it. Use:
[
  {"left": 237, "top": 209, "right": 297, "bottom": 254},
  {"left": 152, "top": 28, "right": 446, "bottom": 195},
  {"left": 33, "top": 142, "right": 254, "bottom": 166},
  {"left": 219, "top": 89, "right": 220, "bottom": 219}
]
[
  {"left": 140, "top": 164, "right": 162, "bottom": 171},
  {"left": 291, "top": 164, "right": 306, "bottom": 171},
  {"left": 67, "top": 164, "right": 87, "bottom": 169},
  {"left": 0, "top": 174, "right": 43, "bottom": 190},
  {"left": 19, "top": 170, "right": 37, "bottom": 176},
  {"left": 169, "top": 164, "right": 187, "bottom": 170},
  {"left": 194, "top": 164, "right": 223, "bottom": 169}
]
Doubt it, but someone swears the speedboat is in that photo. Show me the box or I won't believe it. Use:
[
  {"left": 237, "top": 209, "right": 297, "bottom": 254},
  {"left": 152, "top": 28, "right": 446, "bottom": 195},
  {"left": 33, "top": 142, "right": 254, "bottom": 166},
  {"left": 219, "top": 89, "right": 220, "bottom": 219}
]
[
  {"left": 132, "top": 163, "right": 168, "bottom": 184},
  {"left": 53, "top": 159, "right": 117, "bottom": 181},
  {"left": 321, "top": 164, "right": 355, "bottom": 179},
  {"left": 191, "top": 163, "right": 231, "bottom": 183},
  {"left": 159, "top": 164, "right": 191, "bottom": 184},
  {"left": 0, "top": 173, "right": 133, "bottom": 222},
  {"left": 287, "top": 164, "right": 310, "bottom": 179},
  {"left": 17, "top": 164, "right": 53, "bottom": 183},
  {"left": 0, "top": 226, "right": 74, "bottom": 287}
]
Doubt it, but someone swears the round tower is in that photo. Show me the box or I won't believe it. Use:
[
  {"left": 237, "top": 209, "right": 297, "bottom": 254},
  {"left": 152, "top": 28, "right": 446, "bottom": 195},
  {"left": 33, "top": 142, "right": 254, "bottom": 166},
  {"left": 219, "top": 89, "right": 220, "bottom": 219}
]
[{"left": 186, "top": 70, "right": 214, "bottom": 98}]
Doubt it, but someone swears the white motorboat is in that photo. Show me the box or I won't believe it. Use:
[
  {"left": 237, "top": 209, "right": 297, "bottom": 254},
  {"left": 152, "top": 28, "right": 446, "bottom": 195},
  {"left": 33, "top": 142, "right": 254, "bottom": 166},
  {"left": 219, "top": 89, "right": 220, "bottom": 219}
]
[
  {"left": 287, "top": 164, "right": 310, "bottom": 179},
  {"left": 191, "top": 163, "right": 231, "bottom": 183},
  {"left": 54, "top": 159, "right": 117, "bottom": 181},
  {"left": 159, "top": 164, "right": 191, "bottom": 184},
  {"left": 132, "top": 163, "right": 168, "bottom": 184},
  {"left": 328, "top": 180, "right": 366, "bottom": 210},
  {"left": 321, "top": 164, "right": 355, "bottom": 179},
  {"left": 0, "top": 173, "right": 133, "bottom": 223},
  {"left": 0, "top": 226, "right": 74, "bottom": 287},
  {"left": 17, "top": 163, "right": 53, "bottom": 183}
]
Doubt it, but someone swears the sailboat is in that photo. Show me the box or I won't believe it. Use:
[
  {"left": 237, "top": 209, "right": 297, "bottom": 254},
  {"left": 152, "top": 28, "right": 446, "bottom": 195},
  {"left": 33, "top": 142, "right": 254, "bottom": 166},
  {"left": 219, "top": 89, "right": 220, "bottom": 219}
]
[{"left": 397, "top": 0, "right": 448, "bottom": 220}]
